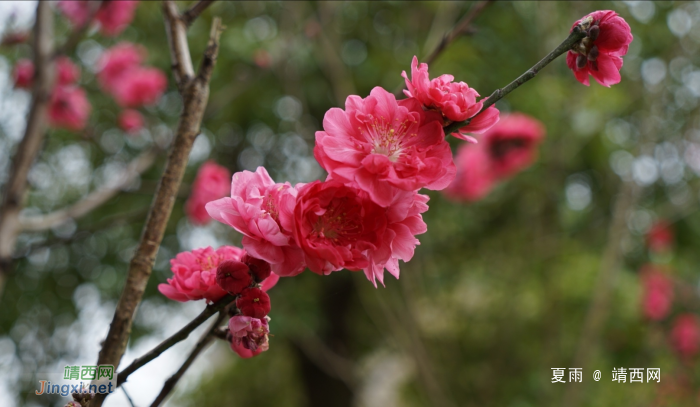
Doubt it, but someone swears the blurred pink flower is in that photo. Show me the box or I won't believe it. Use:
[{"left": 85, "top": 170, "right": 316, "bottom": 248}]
[
  {"left": 671, "top": 314, "right": 700, "bottom": 358},
  {"left": 314, "top": 86, "right": 455, "bottom": 207},
  {"left": 566, "top": 10, "right": 633, "bottom": 87},
  {"left": 185, "top": 161, "right": 231, "bottom": 225},
  {"left": 647, "top": 221, "right": 674, "bottom": 253},
  {"left": 640, "top": 265, "right": 673, "bottom": 321},
  {"left": 48, "top": 86, "right": 91, "bottom": 131},
  {"left": 402, "top": 56, "right": 499, "bottom": 139},
  {"left": 12, "top": 59, "right": 33, "bottom": 89},
  {"left": 56, "top": 57, "right": 81, "bottom": 86},
  {"left": 228, "top": 315, "right": 270, "bottom": 358},
  {"left": 96, "top": 0, "right": 139, "bottom": 37},
  {"left": 97, "top": 43, "right": 145, "bottom": 94},
  {"left": 118, "top": 109, "right": 144, "bottom": 135},
  {"left": 158, "top": 246, "right": 244, "bottom": 303},
  {"left": 206, "top": 167, "right": 306, "bottom": 277},
  {"left": 483, "top": 113, "right": 545, "bottom": 178},
  {"left": 113, "top": 67, "right": 167, "bottom": 108},
  {"left": 58, "top": 0, "right": 139, "bottom": 37},
  {"left": 444, "top": 143, "right": 496, "bottom": 202}
]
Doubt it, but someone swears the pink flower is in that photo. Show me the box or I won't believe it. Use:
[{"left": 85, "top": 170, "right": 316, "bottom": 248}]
[
  {"left": 228, "top": 315, "right": 270, "bottom": 358},
  {"left": 647, "top": 221, "right": 674, "bottom": 253},
  {"left": 292, "top": 180, "right": 384, "bottom": 275},
  {"left": 444, "top": 143, "right": 496, "bottom": 202},
  {"left": 158, "top": 246, "right": 244, "bottom": 303},
  {"left": 402, "top": 56, "right": 500, "bottom": 139},
  {"left": 566, "top": 10, "right": 633, "bottom": 87},
  {"left": 57, "top": 1, "right": 91, "bottom": 28},
  {"left": 314, "top": 86, "right": 455, "bottom": 207},
  {"left": 113, "top": 67, "right": 167, "bottom": 108},
  {"left": 57, "top": 0, "right": 139, "bottom": 37},
  {"left": 185, "top": 161, "right": 232, "bottom": 225},
  {"left": 13, "top": 59, "right": 33, "bottom": 89},
  {"left": 482, "top": 113, "right": 545, "bottom": 178},
  {"left": 56, "top": 57, "right": 81, "bottom": 86},
  {"left": 48, "top": 86, "right": 91, "bottom": 131},
  {"left": 641, "top": 265, "right": 673, "bottom": 321},
  {"left": 671, "top": 314, "right": 700, "bottom": 358},
  {"left": 206, "top": 167, "right": 306, "bottom": 277},
  {"left": 118, "top": 109, "right": 144, "bottom": 134},
  {"left": 364, "top": 190, "right": 429, "bottom": 287},
  {"left": 216, "top": 260, "right": 252, "bottom": 295},
  {"left": 96, "top": 1, "right": 139, "bottom": 37},
  {"left": 237, "top": 287, "right": 271, "bottom": 318},
  {"left": 97, "top": 43, "right": 145, "bottom": 94}
]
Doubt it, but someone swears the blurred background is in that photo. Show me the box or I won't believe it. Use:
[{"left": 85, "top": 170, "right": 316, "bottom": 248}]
[{"left": 1, "top": 1, "right": 699, "bottom": 406}]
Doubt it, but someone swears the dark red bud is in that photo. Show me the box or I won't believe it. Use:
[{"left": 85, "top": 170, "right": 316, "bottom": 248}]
[
  {"left": 216, "top": 260, "right": 252, "bottom": 295},
  {"left": 242, "top": 253, "right": 272, "bottom": 282},
  {"left": 587, "top": 45, "right": 599, "bottom": 62},
  {"left": 588, "top": 25, "right": 600, "bottom": 41},
  {"left": 576, "top": 54, "right": 587, "bottom": 69},
  {"left": 236, "top": 287, "right": 271, "bottom": 319}
]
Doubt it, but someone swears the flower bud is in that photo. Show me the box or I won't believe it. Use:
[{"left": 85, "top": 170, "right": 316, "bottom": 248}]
[
  {"left": 588, "top": 25, "right": 600, "bottom": 41},
  {"left": 576, "top": 54, "right": 587, "bottom": 69},
  {"left": 236, "top": 287, "right": 271, "bottom": 318},
  {"left": 242, "top": 253, "right": 272, "bottom": 282},
  {"left": 587, "top": 45, "right": 599, "bottom": 62},
  {"left": 216, "top": 260, "right": 252, "bottom": 295}
]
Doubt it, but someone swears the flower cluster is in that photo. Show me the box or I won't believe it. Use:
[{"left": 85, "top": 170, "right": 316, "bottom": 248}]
[
  {"left": 13, "top": 57, "right": 91, "bottom": 131},
  {"left": 97, "top": 42, "right": 167, "bottom": 133},
  {"left": 58, "top": 0, "right": 139, "bottom": 37},
  {"left": 445, "top": 113, "right": 545, "bottom": 201}
]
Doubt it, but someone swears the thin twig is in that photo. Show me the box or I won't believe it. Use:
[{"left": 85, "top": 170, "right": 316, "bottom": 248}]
[
  {"left": 91, "top": 12, "right": 224, "bottom": 407},
  {"left": 117, "top": 295, "right": 234, "bottom": 387},
  {"left": 121, "top": 385, "right": 136, "bottom": 407},
  {"left": 443, "top": 26, "right": 587, "bottom": 135},
  {"left": 150, "top": 311, "right": 227, "bottom": 407},
  {"left": 0, "top": 1, "right": 54, "bottom": 298},
  {"left": 19, "top": 149, "right": 158, "bottom": 232},
  {"left": 182, "top": 0, "right": 216, "bottom": 26}
]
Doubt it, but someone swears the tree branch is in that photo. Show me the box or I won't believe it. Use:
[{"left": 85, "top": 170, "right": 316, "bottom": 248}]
[
  {"left": 182, "top": 0, "right": 216, "bottom": 26},
  {"left": 19, "top": 149, "right": 158, "bottom": 232},
  {"left": 116, "top": 295, "right": 234, "bottom": 387},
  {"left": 443, "top": 26, "right": 587, "bottom": 135},
  {"left": 163, "top": 0, "right": 196, "bottom": 89},
  {"left": 150, "top": 310, "right": 227, "bottom": 407},
  {"left": 0, "top": 1, "right": 54, "bottom": 298},
  {"left": 91, "top": 12, "right": 225, "bottom": 407}
]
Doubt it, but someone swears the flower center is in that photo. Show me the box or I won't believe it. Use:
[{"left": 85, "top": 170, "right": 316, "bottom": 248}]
[
  {"left": 365, "top": 115, "right": 417, "bottom": 162},
  {"left": 261, "top": 190, "right": 280, "bottom": 221},
  {"left": 312, "top": 196, "right": 362, "bottom": 244}
]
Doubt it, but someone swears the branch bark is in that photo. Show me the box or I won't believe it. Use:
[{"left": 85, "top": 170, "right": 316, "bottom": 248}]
[
  {"left": 442, "top": 26, "right": 587, "bottom": 135},
  {"left": 150, "top": 310, "right": 227, "bottom": 407},
  {"left": 0, "top": 1, "right": 54, "bottom": 297},
  {"left": 182, "top": 0, "right": 216, "bottom": 26},
  {"left": 19, "top": 149, "right": 158, "bottom": 232},
  {"left": 90, "top": 12, "right": 224, "bottom": 407},
  {"left": 117, "top": 294, "right": 234, "bottom": 387}
]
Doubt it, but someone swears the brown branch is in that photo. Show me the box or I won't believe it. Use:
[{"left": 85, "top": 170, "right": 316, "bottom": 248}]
[
  {"left": 19, "top": 149, "right": 158, "bottom": 232},
  {"left": 182, "top": 0, "right": 216, "bottom": 26},
  {"left": 90, "top": 12, "right": 224, "bottom": 407},
  {"left": 116, "top": 295, "right": 234, "bottom": 387},
  {"left": 443, "top": 25, "right": 587, "bottom": 135},
  {"left": 150, "top": 310, "right": 227, "bottom": 407},
  {"left": 0, "top": 1, "right": 54, "bottom": 298}
]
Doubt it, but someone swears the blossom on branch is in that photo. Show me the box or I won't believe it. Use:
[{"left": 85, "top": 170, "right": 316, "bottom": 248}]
[
  {"left": 97, "top": 43, "right": 145, "bottom": 94},
  {"left": 206, "top": 167, "right": 306, "bottom": 277},
  {"left": 237, "top": 287, "right": 271, "bottom": 319},
  {"left": 314, "top": 86, "right": 455, "bottom": 207},
  {"left": 118, "top": 109, "right": 144, "bottom": 135},
  {"left": 48, "top": 86, "right": 91, "bottom": 131},
  {"left": 12, "top": 59, "right": 34, "bottom": 89},
  {"left": 401, "top": 56, "right": 499, "bottom": 140},
  {"left": 185, "top": 161, "right": 231, "bottom": 225},
  {"left": 671, "top": 314, "right": 700, "bottom": 358},
  {"left": 566, "top": 10, "right": 633, "bottom": 87},
  {"left": 58, "top": 0, "right": 139, "bottom": 37},
  {"left": 646, "top": 220, "right": 674, "bottom": 254},
  {"left": 216, "top": 260, "right": 252, "bottom": 295},
  {"left": 640, "top": 265, "right": 673, "bottom": 321},
  {"left": 229, "top": 315, "right": 270, "bottom": 358},
  {"left": 113, "top": 67, "right": 168, "bottom": 108},
  {"left": 56, "top": 57, "right": 81, "bottom": 86}
]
